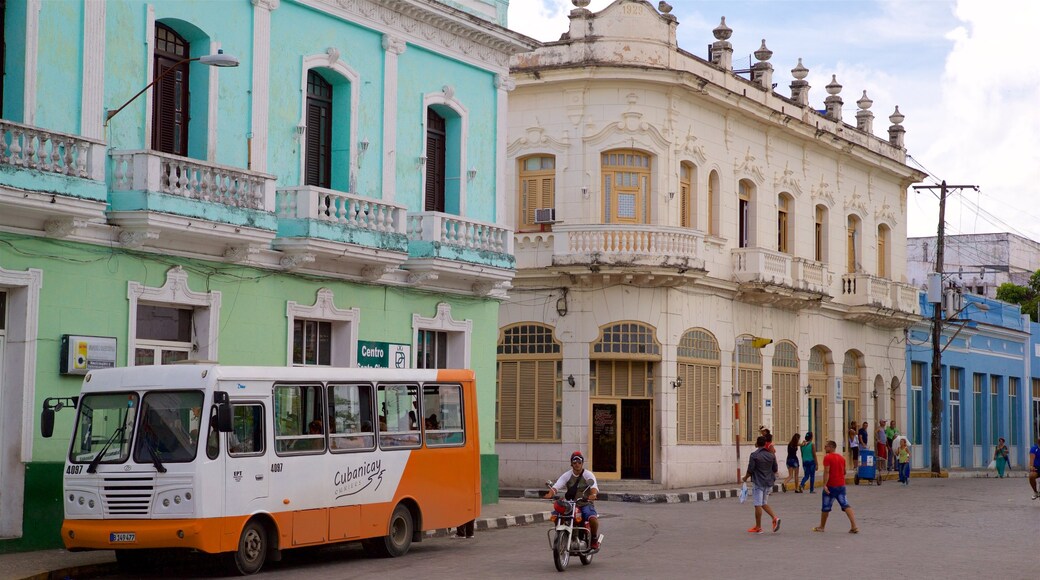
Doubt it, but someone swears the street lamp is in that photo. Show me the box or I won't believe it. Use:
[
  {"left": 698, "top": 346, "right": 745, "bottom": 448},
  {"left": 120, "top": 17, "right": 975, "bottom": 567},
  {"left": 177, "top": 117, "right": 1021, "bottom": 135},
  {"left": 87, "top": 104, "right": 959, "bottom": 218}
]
[{"left": 104, "top": 49, "right": 240, "bottom": 126}]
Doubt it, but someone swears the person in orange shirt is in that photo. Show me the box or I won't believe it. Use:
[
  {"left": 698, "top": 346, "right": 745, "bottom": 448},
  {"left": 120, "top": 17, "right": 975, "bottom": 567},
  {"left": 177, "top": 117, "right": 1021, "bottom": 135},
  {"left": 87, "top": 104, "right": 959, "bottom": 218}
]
[{"left": 813, "top": 440, "right": 859, "bottom": 534}]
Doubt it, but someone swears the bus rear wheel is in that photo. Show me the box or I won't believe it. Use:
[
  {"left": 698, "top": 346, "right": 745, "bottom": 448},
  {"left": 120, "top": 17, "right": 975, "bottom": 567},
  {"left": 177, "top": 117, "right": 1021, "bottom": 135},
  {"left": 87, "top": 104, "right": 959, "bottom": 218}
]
[
  {"left": 365, "top": 504, "right": 413, "bottom": 558},
  {"left": 229, "top": 519, "right": 267, "bottom": 575}
]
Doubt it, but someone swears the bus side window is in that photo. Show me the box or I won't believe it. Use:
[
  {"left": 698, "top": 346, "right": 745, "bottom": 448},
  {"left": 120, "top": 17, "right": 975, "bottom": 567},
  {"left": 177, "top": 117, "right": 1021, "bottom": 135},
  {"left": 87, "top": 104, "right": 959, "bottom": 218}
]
[
  {"left": 229, "top": 403, "right": 265, "bottom": 456},
  {"left": 328, "top": 383, "right": 376, "bottom": 452},
  {"left": 274, "top": 384, "right": 325, "bottom": 454},
  {"left": 206, "top": 406, "right": 220, "bottom": 459},
  {"left": 377, "top": 383, "right": 420, "bottom": 449},
  {"left": 423, "top": 383, "right": 465, "bottom": 447}
]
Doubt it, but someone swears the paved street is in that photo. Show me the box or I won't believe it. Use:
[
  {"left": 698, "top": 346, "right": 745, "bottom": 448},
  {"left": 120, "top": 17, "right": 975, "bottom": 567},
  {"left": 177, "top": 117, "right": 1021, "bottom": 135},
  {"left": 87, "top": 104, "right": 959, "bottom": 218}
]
[{"left": 90, "top": 477, "right": 1036, "bottom": 579}]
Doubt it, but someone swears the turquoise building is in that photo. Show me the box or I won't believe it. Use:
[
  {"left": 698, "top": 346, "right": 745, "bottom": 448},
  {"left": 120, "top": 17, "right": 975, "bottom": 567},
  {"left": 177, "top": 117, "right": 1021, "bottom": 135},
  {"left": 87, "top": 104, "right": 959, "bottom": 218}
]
[
  {"left": 0, "top": 0, "right": 534, "bottom": 551},
  {"left": 905, "top": 292, "right": 1040, "bottom": 471}
]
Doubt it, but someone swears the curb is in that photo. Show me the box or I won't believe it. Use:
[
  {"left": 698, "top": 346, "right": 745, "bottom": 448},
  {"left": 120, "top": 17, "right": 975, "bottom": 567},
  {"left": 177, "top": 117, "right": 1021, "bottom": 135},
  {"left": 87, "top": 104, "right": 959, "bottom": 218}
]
[{"left": 423, "top": 510, "right": 554, "bottom": 538}]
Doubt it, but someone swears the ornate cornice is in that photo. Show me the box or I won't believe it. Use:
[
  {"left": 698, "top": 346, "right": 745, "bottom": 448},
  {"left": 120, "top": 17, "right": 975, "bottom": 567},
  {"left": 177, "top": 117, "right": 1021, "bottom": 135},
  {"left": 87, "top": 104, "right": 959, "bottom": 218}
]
[
  {"left": 252, "top": 0, "right": 280, "bottom": 10},
  {"left": 773, "top": 162, "right": 802, "bottom": 195},
  {"left": 300, "top": 0, "right": 536, "bottom": 70},
  {"left": 811, "top": 174, "right": 835, "bottom": 208},
  {"left": 734, "top": 147, "right": 765, "bottom": 184},
  {"left": 507, "top": 125, "right": 570, "bottom": 156}
]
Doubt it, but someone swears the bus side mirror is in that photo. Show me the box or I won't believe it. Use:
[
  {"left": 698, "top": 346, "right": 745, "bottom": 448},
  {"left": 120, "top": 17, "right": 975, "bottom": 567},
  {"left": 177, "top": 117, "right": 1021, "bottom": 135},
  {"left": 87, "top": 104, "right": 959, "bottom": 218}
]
[
  {"left": 41, "top": 397, "right": 78, "bottom": 438},
  {"left": 214, "top": 391, "right": 232, "bottom": 432}
]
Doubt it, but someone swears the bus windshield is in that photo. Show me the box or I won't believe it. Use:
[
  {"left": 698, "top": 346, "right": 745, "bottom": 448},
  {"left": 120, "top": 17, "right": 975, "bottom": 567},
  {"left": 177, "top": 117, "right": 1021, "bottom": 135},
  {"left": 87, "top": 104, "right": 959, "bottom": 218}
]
[
  {"left": 133, "top": 391, "right": 205, "bottom": 464},
  {"left": 70, "top": 393, "right": 139, "bottom": 465}
]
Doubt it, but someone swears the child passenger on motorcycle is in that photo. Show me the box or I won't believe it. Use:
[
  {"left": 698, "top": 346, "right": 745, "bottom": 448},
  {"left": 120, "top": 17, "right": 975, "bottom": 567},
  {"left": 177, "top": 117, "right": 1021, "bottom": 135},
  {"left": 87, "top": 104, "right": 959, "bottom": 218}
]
[{"left": 545, "top": 451, "right": 601, "bottom": 550}]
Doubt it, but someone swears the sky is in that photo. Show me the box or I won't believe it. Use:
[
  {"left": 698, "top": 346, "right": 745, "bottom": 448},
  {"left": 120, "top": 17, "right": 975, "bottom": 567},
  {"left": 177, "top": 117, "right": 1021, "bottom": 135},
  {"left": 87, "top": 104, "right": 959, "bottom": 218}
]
[{"left": 505, "top": 0, "right": 1040, "bottom": 242}]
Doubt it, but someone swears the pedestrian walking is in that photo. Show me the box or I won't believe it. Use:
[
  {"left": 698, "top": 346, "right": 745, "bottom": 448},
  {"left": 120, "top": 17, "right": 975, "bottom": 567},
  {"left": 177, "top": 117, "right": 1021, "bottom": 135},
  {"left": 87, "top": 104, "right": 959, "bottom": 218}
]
[
  {"left": 876, "top": 420, "right": 889, "bottom": 471},
  {"left": 848, "top": 421, "right": 860, "bottom": 470},
  {"left": 895, "top": 436, "right": 911, "bottom": 485},
  {"left": 799, "top": 432, "right": 817, "bottom": 493},
  {"left": 759, "top": 426, "right": 776, "bottom": 454},
  {"left": 993, "top": 438, "right": 1010, "bottom": 478},
  {"left": 782, "top": 433, "right": 801, "bottom": 493},
  {"left": 743, "top": 436, "right": 781, "bottom": 534},
  {"left": 813, "top": 440, "right": 859, "bottom": 534},
  {"left": 885, "top": 421, "right": 898, "bottom": 470},
  {"left": 1029, "top": 436, "right": 1040, "bottom": 500}
]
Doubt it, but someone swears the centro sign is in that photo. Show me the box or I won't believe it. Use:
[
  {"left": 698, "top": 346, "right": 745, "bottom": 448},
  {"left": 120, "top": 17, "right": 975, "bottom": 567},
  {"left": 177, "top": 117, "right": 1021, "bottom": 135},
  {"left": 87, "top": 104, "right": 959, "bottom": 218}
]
[{"left": 357, "top": 341, "right": 410, "bottom": 368}]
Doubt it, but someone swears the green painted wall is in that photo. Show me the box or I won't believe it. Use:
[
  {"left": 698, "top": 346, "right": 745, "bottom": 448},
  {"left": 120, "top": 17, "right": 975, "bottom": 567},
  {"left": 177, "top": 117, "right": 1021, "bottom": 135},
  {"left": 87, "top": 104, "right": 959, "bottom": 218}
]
[{"left": 0, "top": 463, "right": 64, "bottom": 554}]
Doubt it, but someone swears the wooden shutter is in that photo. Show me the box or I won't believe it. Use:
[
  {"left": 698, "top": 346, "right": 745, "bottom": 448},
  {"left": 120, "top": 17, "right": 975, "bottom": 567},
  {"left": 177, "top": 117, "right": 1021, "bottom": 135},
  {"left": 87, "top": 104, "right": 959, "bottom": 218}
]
[
  {"left": 425, "top": 109, "right": 446, "bottom": 212},
  {"left": 152, "top": 24, "right": 189, "bottom": 156},
  {"left": 679, "top": 182, "right": 690, "bottom": 228},
  {"left": 535, "top": 361, "right": 556, "bottom": 439},
  {"left": 497, "top": 361, "right": 518, "bottom": 440},
  {"left": 305, "top": 71, "right": 333, "bottom": 188},
  {"left": 517, "top": 360, "right": 536, "bottom": 440}
]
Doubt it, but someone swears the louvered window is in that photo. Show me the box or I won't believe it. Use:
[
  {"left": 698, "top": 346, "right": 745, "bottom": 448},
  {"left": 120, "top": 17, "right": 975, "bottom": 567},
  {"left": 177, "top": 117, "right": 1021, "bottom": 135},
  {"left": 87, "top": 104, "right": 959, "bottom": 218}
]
[
  {"left": 771, "top": 341, "right": 800, "bottom": 443},
  {"left": 305, "top": 71, "right": 333, "bottom": 188},
  {"left": 518, "top": 155, "right": 556, "bottom": 229},
  {"left": 425, "top": 109, "right": 446, "bottom": 212},
  {"left": 679, "top": 162, "right": 693, "bottom": 228},
  {"left": 738, "top": 180, "right": 752, "bottom": 248},
  {"left": 496, "top": 324, "right": 562, "bottom": 442},
  {"left": 677, "top": 329, "right": 720, "bottom": 444},
  {"left": 152, "top": 24, "right": 190, "bottom": 156}
]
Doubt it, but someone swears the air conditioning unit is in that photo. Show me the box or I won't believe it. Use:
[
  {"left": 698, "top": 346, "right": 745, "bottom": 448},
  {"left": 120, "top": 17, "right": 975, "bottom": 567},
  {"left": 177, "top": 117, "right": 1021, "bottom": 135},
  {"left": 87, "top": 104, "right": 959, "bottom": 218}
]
[{"left": 533, "top": 208, "right": 556, "bottom": 224}]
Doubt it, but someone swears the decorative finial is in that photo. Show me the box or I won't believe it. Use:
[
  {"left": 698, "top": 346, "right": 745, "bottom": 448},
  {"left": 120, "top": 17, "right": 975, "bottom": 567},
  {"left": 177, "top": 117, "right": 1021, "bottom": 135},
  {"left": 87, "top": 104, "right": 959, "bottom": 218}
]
[
  {"left": 825, "top": 74, "right": 842, "bottom": 96},
  {"left": 754, "top": 39, "right": 772, "bottom": 62},
  {"left": 857, "top": 90, "right": 873, "bottom": 110},
  {"left": 572, "top": 0, "right": 591, "bottom": 8},
  {"left": 791, "top": 58, "right": 808, "bottom": 80},
  {"left": 889, "top": 106, "right": 905, "bottom": 125},
  {"left": 658, "top": 1, "right": 673, "bottom": 14},
  {"left": 713, "top": 16, "right": 733, "bottom": 41}
]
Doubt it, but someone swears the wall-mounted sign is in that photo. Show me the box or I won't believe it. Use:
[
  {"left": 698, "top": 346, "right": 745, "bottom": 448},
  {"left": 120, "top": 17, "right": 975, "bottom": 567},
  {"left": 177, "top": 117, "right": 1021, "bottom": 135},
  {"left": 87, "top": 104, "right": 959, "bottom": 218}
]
[
  {"left": 357, "top": 341, "right": 410, "bottom": 368},
  {"left": 60, "top": 335, "right": 117, "bottom": 375},
  {"left": 835, "top": 377, "right": 843, "bottom": 401}
]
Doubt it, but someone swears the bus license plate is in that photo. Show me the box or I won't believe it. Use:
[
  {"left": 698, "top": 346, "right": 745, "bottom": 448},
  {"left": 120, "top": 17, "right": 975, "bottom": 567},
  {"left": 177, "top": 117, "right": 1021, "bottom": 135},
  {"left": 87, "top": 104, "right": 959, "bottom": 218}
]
[{"left": 109, "top": 532, "right": 136, "bottom": 543}]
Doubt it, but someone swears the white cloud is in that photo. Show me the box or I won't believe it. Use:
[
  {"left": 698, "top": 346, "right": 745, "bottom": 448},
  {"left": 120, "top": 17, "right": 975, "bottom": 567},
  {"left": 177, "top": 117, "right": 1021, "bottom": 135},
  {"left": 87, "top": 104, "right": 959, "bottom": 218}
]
[{"left": 507, "top": 0, "right": 614, "bottom": 41}]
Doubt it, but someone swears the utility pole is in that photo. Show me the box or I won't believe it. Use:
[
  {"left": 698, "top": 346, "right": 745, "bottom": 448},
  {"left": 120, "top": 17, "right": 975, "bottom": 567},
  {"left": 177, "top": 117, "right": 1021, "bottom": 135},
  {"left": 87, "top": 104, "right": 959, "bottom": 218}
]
[{"left": 912, "top": 180, "right": 979, "bottom": 475}]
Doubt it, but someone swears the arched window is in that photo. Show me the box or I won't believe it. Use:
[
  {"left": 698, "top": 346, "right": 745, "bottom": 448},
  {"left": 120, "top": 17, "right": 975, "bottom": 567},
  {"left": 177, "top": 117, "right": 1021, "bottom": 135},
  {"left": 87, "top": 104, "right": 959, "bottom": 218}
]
[
  {"left": 807, "top": 346, "right": 830, "bottom": 455},
  {"left": 738, "top": 180, "right": 754, "bottom": 248},
  {"left": 772, "top": 341, "right": 800, "bottom": 440},
  {"left": 305, "top": 71, "right": 333, "bottom": 188},
  {"left": 737, "top": 335, "right": 764, "bottom": 442},
  {"left": 777, "top": 193, "right": 792, "bottom": 254},
  {"left": 708, "top": 170, "right": 720, "bottom": 236},
  {"left": 846, "top": 215, "right": 861, "bottom": 273},
  {"left": 814, "top": 205, "right": 828, "bottom": 262},
  {"left": 518, "top": 155, "right": 556, "bottom": 230},
  {"left": 601, "top": 150, "right": 651, "bottom": 224},
  {"left": 679, "top": 162, "right": 694, "bottom": 228},
  {"left": 590, "top": 321, "right": 660, "bottom": 398},
  {"left": 496, "top": 323, "right": 562, "bottom": 442},
  {"left": 677, "top": 329, "right": 720, "bottom": 444},
  {"left": 152, "top": 24, "right": 190, "bottom": 156},
  {"left": 877, "top": 224, "right": 890, "bottom": 278}
]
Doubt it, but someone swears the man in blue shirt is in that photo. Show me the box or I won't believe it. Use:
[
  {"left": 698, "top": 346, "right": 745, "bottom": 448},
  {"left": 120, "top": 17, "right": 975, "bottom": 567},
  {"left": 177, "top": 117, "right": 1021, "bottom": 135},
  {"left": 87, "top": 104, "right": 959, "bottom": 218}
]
[{"left": 1029, "top": 435, "right": 1040, "bottom": 500}]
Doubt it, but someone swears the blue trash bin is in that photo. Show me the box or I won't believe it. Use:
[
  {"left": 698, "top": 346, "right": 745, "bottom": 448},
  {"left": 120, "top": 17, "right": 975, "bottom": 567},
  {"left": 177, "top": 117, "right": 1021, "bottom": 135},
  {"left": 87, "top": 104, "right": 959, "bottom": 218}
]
[{"left": 856, "top": 449, "right": 876, "bottom": 485}]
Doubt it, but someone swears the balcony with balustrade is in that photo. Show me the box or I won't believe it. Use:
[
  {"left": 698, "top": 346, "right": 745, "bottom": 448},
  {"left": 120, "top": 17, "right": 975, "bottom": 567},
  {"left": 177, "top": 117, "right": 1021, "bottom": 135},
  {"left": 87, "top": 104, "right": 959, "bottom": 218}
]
[
  {"left": 106, "top": 150, "right": 278, "bottom": 255},
  {"left": 731, "top": 247, "right": 832, "bottom": 309},
  {"left": 403, "top": 211, "right": 515, "bottom": 294},
  {"left": 529, "top": 224, "right": 707, "bottom": 286},
  {"left": 273, "top": 186, "right": 410, "bottom": 278},
  {"left": 837, "top": 272, "right": 921, "bottom": 326},
  {"left": 0, "top": 119, "right": 108, "bottom": 236}
]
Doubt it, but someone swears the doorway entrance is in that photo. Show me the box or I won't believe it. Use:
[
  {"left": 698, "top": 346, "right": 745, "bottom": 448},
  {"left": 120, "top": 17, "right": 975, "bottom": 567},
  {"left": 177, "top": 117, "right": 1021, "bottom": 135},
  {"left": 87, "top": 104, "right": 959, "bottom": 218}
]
[{"left": 590, "top": 398, "right": 652, "bottom": 480}]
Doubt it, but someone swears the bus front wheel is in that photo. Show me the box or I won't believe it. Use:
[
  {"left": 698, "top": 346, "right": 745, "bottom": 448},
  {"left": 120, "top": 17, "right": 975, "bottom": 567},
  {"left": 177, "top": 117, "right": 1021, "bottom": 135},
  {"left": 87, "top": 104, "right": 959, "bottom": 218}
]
[
  {"left": 230, "top": 519, "right": 267, "bottom": 575},
  {"left": 365, "top": 504, "right": 413, "bottom": 558}
]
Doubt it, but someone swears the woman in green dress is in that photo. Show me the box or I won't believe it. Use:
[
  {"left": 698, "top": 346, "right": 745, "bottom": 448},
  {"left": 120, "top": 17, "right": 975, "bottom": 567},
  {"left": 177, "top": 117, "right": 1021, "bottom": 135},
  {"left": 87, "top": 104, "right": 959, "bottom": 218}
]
[{"left": 994, "top": 437, "right": 1010, "bottom": 478}]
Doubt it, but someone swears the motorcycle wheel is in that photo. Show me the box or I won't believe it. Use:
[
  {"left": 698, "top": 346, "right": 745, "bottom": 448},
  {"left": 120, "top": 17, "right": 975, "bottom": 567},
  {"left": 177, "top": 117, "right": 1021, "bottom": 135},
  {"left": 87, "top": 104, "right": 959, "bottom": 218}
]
[
  {"left": 552, "top": 530, "right": 570, "bottom": 572},
  {"left": 580, "top": 552, "right": 594, "bottom": 566}
]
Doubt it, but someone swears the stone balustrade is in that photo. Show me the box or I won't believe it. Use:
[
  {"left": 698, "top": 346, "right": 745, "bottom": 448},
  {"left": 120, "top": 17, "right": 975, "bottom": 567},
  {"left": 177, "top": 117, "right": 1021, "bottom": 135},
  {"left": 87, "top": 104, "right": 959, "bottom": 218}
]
[
  {"left": 110, "top": 150, "right": 275, "bottom": 211},
  {"left": 276, "top": 186, "right": 407, "bottom": 234},
  {"left": 407, "top": 211, "right": 513, "bottom": 255},
  {"left": 732, "top": 247, "right": 792, "bottom": 286},
  {"left": 0, "top": 119, "right": 106, "bottom": 181},
  {"left": 551, "top": 224, "right": 704, "bottom": 269},
  {"left": 839, "top": 273, "right": 893, "bottom": 308}
]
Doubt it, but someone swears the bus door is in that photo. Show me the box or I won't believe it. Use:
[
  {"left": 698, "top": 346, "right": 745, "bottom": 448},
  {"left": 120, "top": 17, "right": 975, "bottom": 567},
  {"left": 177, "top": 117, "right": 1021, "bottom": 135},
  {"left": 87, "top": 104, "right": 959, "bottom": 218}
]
[{"left": 225, "top": 401, "right": 269, "bottom": 511}]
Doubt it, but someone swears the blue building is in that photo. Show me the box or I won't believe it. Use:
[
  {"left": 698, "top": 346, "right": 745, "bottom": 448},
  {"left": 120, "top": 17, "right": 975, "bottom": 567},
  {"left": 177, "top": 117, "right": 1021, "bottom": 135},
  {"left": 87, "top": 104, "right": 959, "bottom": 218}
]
[
  {"left": 906, "top": 292, "right": 1039, "bottom": 470},
  {"left": 0, "top": 0, "right": 535, "bottom": 551}
]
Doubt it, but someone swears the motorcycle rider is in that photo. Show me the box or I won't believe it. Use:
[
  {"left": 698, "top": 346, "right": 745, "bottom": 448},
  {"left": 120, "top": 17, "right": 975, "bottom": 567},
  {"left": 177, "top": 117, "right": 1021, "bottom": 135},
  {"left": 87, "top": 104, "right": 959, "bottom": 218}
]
[{"left": 545, "top": 450, "right": 601, "bottom": 551}]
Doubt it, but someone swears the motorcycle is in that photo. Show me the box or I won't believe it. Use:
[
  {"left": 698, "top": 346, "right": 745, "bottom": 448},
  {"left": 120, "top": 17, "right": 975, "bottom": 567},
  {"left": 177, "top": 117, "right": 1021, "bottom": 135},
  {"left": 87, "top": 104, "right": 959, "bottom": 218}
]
[{"left": 545, "top": 482, "right": 603, "bottom": 571}]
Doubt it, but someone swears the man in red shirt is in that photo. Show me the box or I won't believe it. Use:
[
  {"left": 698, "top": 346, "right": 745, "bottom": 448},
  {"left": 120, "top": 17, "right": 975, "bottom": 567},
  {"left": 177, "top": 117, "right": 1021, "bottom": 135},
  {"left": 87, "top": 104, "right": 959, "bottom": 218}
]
[{"left": 813, "top": 440, "right": 859, "bottom": 533}]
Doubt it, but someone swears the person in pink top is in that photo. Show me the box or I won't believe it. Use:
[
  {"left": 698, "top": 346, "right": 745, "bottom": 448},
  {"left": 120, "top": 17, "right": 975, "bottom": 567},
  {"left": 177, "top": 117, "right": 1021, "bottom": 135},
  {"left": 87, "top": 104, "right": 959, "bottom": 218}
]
[{"left": 813, "top": 440, "right": 859, "bottom": 533}]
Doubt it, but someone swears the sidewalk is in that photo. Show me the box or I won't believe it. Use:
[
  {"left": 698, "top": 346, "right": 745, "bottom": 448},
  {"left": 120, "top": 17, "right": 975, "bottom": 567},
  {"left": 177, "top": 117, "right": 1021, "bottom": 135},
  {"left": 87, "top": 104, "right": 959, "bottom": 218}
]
[{"left": 4, "top": 468, "right": 1022, "bottom": 580}]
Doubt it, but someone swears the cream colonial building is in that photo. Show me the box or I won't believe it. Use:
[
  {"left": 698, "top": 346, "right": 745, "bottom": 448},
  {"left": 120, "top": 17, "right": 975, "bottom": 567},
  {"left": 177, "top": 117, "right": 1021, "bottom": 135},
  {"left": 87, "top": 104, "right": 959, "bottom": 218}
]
[{"left": 496, "top": 0, "right": 926, "bottom": 487}]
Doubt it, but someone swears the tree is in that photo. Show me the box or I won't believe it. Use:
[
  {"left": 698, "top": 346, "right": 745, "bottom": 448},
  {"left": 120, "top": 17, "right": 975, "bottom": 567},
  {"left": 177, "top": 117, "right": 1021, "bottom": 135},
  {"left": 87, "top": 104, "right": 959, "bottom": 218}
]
[{"left": 995, "top": 269, "right": 1040, "bottom": 322}]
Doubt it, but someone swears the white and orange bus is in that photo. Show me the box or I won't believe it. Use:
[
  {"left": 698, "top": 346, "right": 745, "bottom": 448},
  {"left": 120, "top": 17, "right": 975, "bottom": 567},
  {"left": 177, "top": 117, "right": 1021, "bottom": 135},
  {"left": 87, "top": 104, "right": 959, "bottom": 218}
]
[{"left": 49, "top": 364, "right": 480, "bottom": 574}]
